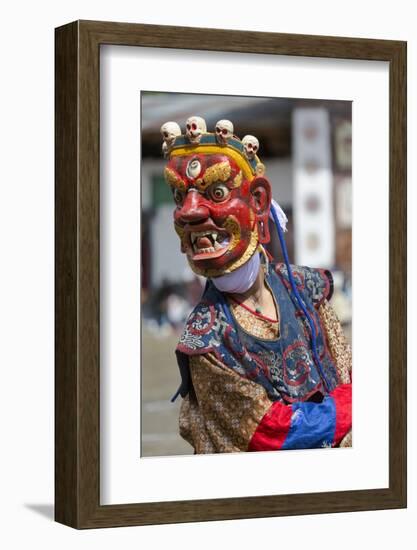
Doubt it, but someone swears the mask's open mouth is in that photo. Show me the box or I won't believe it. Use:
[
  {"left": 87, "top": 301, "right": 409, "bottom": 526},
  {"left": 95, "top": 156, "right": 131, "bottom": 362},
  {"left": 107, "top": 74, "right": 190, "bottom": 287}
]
[{"left": 187, "top": 229, "right": 230, "bottom": 260}]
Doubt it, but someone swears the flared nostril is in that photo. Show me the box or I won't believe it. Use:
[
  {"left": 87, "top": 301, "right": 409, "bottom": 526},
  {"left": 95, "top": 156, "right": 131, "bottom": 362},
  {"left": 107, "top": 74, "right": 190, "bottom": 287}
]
[{"left": 178, "top": 190, "right": 210, "bottom": 224}]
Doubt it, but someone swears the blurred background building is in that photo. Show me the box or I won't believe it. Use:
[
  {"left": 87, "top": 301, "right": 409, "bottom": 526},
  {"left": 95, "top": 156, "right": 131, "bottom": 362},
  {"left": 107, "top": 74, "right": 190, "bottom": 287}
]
[{"left": 141, "top": 91, "right": 352, "bottom": 457}]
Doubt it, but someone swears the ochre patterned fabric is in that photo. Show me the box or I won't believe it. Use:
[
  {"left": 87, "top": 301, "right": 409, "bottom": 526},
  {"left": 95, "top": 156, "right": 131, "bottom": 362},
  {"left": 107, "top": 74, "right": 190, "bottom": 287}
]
[
  {"left": 228, "top": 298, "right": 279, "bottom": 340},
  {"left": 318, "top": 300, "right": 352, "bottom": 384},
  {"left": 179, "top": 299, "right": 352, "bottom": 453},
  {"left": 339, "top": 430, "right": 353, "bottom": 447}
]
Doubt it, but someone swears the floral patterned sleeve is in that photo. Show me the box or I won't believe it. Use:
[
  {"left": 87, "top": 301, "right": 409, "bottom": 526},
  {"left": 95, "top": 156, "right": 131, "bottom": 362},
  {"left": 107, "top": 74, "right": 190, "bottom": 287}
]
[
  {"left": 317, "top": 299, "right": 352, "bottom": 446},
  {"left": 179, "top": 352, "right": 272, "bottom": 454},
  {"left": 318, "top": 300, "right": 352, "bottom": 384}
]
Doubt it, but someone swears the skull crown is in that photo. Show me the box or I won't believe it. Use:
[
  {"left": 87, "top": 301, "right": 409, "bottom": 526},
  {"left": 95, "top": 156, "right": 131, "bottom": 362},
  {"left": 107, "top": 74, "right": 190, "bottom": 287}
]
[{"left": 159, "top": 116, "right": 261, "bottom": 173}]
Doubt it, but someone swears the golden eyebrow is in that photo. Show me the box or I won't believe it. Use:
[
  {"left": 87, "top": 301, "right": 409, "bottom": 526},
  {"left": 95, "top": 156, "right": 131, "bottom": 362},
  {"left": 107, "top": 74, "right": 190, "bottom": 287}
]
[
  {"left": 195, "top": 165, "right": 243, "bottom": 191},
  {"left": 232, "top": 170, "right": 243, "bottom": 188},
  {"left": 164, "top": 167, "right": 186, "bottom": 191},
  {"left": 201, "top": 161, "right": 231, "bottom": 187}
]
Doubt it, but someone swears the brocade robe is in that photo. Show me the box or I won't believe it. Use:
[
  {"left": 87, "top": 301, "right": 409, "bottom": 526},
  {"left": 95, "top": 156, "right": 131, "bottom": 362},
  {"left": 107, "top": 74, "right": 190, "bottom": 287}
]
[{"left": 174, "top": 262, "right": 352, "bottom": 453}]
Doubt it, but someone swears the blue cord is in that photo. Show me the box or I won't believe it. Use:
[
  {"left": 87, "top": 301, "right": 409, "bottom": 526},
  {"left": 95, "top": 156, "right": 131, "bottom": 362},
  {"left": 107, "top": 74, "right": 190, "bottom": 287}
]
[
  {"left": 217, "top": 286, "right": 235, "bottom": 326},
  {"left": 270, "top": 205, "right": 330, "bottom": 392}
]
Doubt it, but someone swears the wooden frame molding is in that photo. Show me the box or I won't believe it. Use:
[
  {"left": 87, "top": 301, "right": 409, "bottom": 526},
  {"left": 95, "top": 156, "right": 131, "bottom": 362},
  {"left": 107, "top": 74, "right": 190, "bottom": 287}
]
[{"left": 55, "top": 20, "right": 407, "bottom": 528}]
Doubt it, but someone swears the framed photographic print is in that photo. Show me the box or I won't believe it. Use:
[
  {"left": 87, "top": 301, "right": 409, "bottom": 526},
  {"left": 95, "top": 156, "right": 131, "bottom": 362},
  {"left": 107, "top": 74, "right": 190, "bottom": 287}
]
[{"left": 55, "top": 20, "right": 406, "bottom": 528}]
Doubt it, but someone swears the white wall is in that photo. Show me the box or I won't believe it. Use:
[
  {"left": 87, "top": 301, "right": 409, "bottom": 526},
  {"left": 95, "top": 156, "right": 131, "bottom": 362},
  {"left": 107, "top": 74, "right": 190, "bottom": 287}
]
[{"left": 0, "top": 1, "right": 415, "bottom": 548}]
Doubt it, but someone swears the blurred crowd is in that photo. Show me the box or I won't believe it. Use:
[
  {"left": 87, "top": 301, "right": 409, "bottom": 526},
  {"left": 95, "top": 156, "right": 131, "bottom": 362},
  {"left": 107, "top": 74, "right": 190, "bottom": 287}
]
[
  {"left": 142, "top": 267, "right": 351, "bottom": 341},
  {"left": 142, "top": 275, "right": 205, "bottom": 336}
]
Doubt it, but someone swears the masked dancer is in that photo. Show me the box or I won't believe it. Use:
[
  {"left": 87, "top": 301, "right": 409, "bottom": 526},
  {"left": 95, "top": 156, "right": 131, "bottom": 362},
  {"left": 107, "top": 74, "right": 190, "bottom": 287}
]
[{"left": 161, "top": 116, "right": 352, "bottom": 453}]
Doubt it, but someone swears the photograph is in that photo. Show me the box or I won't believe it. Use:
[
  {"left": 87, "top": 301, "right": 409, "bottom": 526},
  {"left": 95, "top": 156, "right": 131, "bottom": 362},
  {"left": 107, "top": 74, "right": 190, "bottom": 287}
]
[{"left": 140, "top": 91, "right": 353, "bottom": 457}]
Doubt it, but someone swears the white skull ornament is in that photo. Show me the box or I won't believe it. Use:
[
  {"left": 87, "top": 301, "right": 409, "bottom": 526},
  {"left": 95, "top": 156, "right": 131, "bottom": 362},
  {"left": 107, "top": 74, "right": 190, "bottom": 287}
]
[
  {"left": 242, "top": 135, "right": 259, "bottom": 160},
  {"left": 185, "top": 116, "right": 207, "bottom": 144},
  {"left": 160, "top": 121, "right": 181, "bottom": 156},
  {"left": 215, "top": 119, "right": 234, "bottom": 144}
]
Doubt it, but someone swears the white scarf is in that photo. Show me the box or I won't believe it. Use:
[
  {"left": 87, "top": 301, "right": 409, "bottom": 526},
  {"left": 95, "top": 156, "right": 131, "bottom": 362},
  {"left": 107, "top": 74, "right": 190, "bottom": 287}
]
[{"left": 211, "top": 251, "right": 261, "bottom": 294}]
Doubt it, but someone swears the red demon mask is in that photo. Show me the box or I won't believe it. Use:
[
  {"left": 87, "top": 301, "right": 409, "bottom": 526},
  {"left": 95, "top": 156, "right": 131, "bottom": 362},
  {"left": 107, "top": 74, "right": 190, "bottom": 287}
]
[{"left": 164, "top": 152, "right": 272, "bottom": 277}]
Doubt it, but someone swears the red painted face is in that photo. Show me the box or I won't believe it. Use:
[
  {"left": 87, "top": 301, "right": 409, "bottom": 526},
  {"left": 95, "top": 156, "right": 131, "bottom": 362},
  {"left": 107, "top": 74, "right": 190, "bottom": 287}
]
[{"left": 164, "top": 153, "right": 271, "bottom": 277}]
